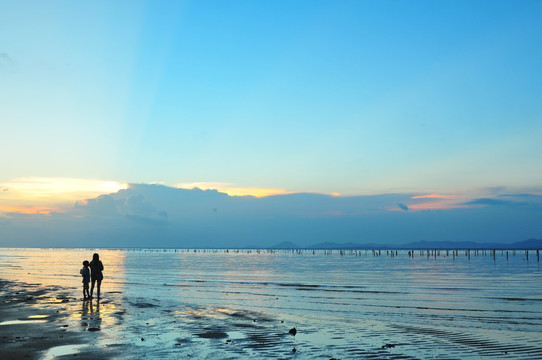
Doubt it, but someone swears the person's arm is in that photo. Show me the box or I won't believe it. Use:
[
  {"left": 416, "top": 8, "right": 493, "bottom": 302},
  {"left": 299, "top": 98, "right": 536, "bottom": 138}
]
[{"left": 100, "top": 261, "right": 104, "bottom": 271}]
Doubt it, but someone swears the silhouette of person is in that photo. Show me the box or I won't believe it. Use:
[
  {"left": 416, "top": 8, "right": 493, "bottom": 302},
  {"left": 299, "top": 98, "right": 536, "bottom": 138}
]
[
  {"left": 80, "top": 260, "right": 91, "bottom": 300},
  {"left": 89, "top": 253, "right": 104, "bottom": 299}
]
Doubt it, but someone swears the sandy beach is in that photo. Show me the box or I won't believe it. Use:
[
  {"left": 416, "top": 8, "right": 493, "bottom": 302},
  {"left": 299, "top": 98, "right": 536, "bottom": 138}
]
[{"left": 0, "top": 280, "right": 115, "bottom": 360}]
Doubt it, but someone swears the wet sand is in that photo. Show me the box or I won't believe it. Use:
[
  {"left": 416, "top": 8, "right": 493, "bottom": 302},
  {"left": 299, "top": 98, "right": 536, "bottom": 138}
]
[
  {"left": 0, "top": 280, "right": 113, "bottom": 360},
  {"left": 0, "top": 279, "right": 304, "bottom": 359}
]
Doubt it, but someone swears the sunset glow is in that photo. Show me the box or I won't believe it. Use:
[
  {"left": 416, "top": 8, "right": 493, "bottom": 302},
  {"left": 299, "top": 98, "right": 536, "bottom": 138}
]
[
  {"left": 411, "top": 194, "right": 456, "bottom": 199},
  {"left": 0, "top": 205, "right": 60, "bottom": 215},
  {"left": 407, "top": 202, "right": 470, "bottom": 211},
  {"left": 0, "top": 177, "right": 128, "bottom": 207},
  {"left": 175, "top": 182, "right": 292, "bottom": 197}
]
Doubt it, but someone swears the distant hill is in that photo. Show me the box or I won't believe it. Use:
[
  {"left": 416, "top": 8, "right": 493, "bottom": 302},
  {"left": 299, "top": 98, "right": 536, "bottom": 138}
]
[
  {"left": 269, "top": 239, "right": 542, "bottom": 250},
  {"left": 509, "top": 238, "right": 542, "bottom": 249}
]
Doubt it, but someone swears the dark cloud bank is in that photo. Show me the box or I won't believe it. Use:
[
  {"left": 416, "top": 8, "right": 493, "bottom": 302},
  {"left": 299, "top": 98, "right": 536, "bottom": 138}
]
[{"left": 1, "top": 184, "right": 542, "bottom": 248}]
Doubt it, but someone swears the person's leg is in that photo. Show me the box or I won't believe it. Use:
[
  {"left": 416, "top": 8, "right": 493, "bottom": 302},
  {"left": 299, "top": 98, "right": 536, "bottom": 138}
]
[
  {"left": 90, "top": 279, "right": 95, "bottom": 298},
  {"left": 83, "top": 286, "right": 86, "bottom": 299},
  {"left": 97, "top": 279, "right": 102, "bottom": 299}
]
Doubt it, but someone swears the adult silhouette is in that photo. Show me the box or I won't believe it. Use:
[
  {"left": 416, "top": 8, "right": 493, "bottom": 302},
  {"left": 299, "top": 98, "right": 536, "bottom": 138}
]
[{"left": 89, "top": 253, "right": 104, "bottom": 299}]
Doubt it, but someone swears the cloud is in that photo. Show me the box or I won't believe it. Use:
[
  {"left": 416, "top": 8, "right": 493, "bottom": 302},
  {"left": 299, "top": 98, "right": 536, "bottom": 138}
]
[
  {"left": 499, "top": 193, "right": 540, "bottom": 199},
  {"left": 75, "top": 194, "right": 125, "bottom": 217},
  {"left": 408, "top": 202, "right": 470, "bottom": 211},
  {"left": 175, "top": 182, "right": 292, "bottom": 197},
  {"left": 462, "top": 195, "right": 542, "bottom": 210},
  {"left": 397, "top": 203, "right": 409, "bottom": 211},
  {"left": 75, "top": 188, "right": 170, "bottom": 225},
  {"left": 0, "top": 205, "right": 61, "bottom": 215},
  {"left": 411, "top": 194, "right": 456, "bottom": 199},
  {"left": 3, "top": 184, "right": 542, "bottom": 248},
  {"left": 125, "top": 213, "right": 168, "bottom": 225},
  {"left": 465, "top": 198, "right": 512, "bottom": 206},
  {"left": 0, "top": 177, "right": 128, "bottom": 207}
]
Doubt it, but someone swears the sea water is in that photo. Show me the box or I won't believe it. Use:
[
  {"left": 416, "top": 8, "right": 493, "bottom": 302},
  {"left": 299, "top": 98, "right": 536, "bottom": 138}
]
[{"left": 0, "top": 248, "right": 541, "bottom": 359}]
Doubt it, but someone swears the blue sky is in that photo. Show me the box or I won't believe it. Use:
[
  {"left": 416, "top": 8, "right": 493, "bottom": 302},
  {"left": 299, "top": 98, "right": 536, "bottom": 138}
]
[{"left": 1, "top": 1, "right": 541, "bottom": 234}]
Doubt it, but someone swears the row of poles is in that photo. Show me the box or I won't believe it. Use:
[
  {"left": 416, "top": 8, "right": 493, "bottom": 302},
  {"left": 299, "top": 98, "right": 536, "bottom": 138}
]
[{"left": 119, "top": 247, "right": 541, "bottom": 263}]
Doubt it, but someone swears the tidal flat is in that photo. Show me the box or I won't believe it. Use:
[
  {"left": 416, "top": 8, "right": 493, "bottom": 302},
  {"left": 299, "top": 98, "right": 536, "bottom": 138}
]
[{"left": 1, "top": 248, "right": 541, "bottom": 359}]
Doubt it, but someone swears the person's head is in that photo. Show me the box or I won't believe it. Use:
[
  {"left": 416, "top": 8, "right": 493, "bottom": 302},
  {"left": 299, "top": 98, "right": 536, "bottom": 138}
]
[
  {"left": 83, "top": 260, "right": 89, "bottom": 267},
  {"left": 92, "top": 253, "right": 99, "bottom": 262}
]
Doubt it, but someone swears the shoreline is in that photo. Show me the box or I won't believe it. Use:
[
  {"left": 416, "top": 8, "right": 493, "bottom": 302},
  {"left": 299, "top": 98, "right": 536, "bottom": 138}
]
[{"left": 0, "top": 279, "right": 112, "bottom": 360}]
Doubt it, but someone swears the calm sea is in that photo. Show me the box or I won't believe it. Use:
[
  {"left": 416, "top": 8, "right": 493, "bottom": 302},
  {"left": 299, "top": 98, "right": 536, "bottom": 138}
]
[{"left": 1, "top": 248, "right": 541, "bottom": 359}]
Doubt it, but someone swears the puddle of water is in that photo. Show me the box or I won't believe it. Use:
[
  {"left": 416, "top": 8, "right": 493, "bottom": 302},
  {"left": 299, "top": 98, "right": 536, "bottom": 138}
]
[
  {"left": 0, "top": 319, "right": 48, "bottom": 325},
  {"left": 28, "top": 314, "right": 49, "bottom": 319},
  {"left": 227, "top": 331, "right": 246, "bottom": 340},
  {"left": 40, "top": 344, "right": 87, "bottom": 359}
]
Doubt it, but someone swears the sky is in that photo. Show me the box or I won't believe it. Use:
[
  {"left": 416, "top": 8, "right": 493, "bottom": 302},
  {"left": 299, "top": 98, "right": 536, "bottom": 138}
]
[{"left": 1, "top": 1, "right": 541, "bottom": 246}]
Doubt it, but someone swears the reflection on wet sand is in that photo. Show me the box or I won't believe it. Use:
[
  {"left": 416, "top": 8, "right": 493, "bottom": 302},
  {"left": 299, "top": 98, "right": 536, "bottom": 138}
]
[{"left": 81, "top": 299, "right": 102, "bottom": 331}]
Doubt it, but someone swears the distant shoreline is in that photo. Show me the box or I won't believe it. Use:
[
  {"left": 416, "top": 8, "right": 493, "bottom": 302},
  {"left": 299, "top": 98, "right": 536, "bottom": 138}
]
[{"left": 1, "top": 245, "right": 541, "bottom": 251}]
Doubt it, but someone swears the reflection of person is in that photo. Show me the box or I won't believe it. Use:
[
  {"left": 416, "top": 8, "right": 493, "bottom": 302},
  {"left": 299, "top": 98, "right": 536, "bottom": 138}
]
[
  {"left": 82, "top": 294, "right": 101, "bottom": 332},
  {"left": 80, "top": 260, "right": 91, "bottom": 300},
  {"left": 89, "top": 253, "right": 104, "bottom": 300},
  {"left": 89, "top": 298, "right": 102, "bottom": 330},
  {"left": 82, "top": 297, "right": 90, "bottom": 318}
]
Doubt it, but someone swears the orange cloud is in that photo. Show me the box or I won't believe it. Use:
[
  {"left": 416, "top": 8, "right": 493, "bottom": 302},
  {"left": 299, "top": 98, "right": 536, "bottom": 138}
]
[
  {"left": 0, "top": 205, "right": 61, "bottom": 215},
  {"left": 175, "top": 182, "right": 292, "bottom": 197},
  {"left": 0, "top": 177, "right": 128, "bottom": 206},
  {"left": 411, "top": 194, "right": 456, "bottom": 199},
  {"left": 221, "top": 187, "right": 291, "bottom": 197},
  {"left": 407, "top": 202, "right": 469, "bottom": 211},
  {"left": 389, "top": 200, "right": 471, "bottom": 212}
]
